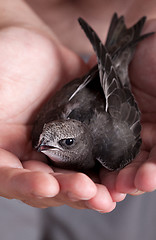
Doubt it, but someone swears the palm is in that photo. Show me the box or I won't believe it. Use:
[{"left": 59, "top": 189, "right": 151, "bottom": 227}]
[
  {"left": 0, "top": 26, "right": 86, "bottom": 156},
  {"left": 133, "top": 31, "right": 156, "bottom": 155},
  {"left": 0, "top": 20, "right": 155, "bottom": 211},
  {"left": 0, "top": 30, "right": 56, "bottom": 163},
  {"left": 0, "top": 26, "right": 97, "bottom": 208}
]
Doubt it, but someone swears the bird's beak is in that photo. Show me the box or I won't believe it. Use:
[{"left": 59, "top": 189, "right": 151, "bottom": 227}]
[
  {"left": 36, "top": 138, "right": 54, "bottom": 152},
  {"left": 37, "top": 144, "right": 53, "bottom": 152},
  {"left": 36, "top": 138, "right": 61, "bottom": 152}
]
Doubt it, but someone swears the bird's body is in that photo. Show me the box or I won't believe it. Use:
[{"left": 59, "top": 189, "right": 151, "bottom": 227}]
[{"left": 32, "top": 13, "right": 153, "bottom": 171}]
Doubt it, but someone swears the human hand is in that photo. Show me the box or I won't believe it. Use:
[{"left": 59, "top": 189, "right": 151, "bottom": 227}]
[
  {"left": 0, "top": 0, "right": 118, "bottom": 212},
  {"left": 2, "top": 0, "right": 155, "bottom": 212},
  {"left": 100, "top": 19, "right": 156, "bottom": 198}
]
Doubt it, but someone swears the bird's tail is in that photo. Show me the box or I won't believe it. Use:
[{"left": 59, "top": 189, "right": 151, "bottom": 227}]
[
  {"left": 105, "top": 13, "right": 152, "bottom": 54},
  {"left": 105, "top": 13, "right": 154, "bottom": 87}
]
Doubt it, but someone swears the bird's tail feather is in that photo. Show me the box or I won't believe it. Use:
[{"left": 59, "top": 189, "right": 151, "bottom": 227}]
[
  {"left": 105, "top": 13, "right": 152, "bottom": 55},
  {"left": 105, "top": 13, "right": 154, "bottom": 87}
]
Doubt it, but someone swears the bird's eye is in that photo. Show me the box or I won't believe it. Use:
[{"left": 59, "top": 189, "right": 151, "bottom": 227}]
[
  {"left": 65, "top": 138, "right": 74, "bottom": 145},
  {"left": 59, "top": 138, "right": 75, "bottom": 148}
]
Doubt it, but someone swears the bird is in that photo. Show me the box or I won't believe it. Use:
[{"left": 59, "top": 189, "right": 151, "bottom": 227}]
[{"left": 32, "top": 13, "right": 154, "bottom": 172}]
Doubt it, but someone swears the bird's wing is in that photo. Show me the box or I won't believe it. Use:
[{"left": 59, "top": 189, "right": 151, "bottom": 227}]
[
  {"left": 70, "top": 14, "right": 153, "bottom": 101},
  {"left": 68, "top": 65, "right": 98, "bottom": 101},
  {"left": 78, "top": 17, "right": 141, "bottom": 142},
  {"left": 78, "top": 17, "right": 122, "bottom": 112}
]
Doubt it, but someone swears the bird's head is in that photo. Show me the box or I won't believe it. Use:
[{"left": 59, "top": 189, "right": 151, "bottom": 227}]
[{"left": 36, "top": 119, "right": 94, "bottom": 170}]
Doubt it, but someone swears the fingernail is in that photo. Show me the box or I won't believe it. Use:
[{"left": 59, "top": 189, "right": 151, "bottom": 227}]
[
  {"left": 130, "top": 189, "right": 145, "bottom": 196},
  {"left": 32, "top": 193, "right": 54, "bottom": 198},
  {"left": 115, "top": 193, "right": 127, "bottom": 202},
  {"left": 67, "top": 192, "right": 89, "bottom": 201},
  {"left": 85, "top": 202, "right": 105, "bottom": 213}
]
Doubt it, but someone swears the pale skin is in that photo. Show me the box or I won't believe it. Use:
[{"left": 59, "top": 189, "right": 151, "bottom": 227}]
[{"left": 0, "top": 0, "right": 155, "bottom": 212}]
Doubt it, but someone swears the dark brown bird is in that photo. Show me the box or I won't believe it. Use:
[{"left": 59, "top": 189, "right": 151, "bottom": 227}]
[{"left": 32, "top": 13, "right": 154, "bottom": 171}]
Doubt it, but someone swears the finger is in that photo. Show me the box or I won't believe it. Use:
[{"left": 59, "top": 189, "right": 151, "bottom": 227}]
[
  {"left": 141, "top": 123, "right": 156, "bottom": 150},
  {"left": 54, "top": 172, "right": 97, "bottom": 201},
  {"left": 24, "top": 183, "right": 116, "bottom": 211},
  {"left": 88, "top": 54, "right": 97, "bottom": 68},
  {"left": 134, "top": 145, "right": 156, "bottom": 192},
  {"left": 0, "top": 148, "right": 23, "bottom": 168},
  {"left": 19, "top": 174, "right": 97, "bottom": 209},
  {"left": 53, "top": 167, "right": 77, "bottom": 174},
  {"left": 54, "top": 167, "right": 100, "bottom": 183},
  {"left": 61, "top": 45, "right": 89, "bottom": 80},
  {"left": 115, "top": 150, "right": 149, "bottom": 194},
  {"left": 100, "top": 169, "right": 126, "bottom": 202},
  {"left": 20, "top": 177, "right": 116, "bottom": 211},
  {"left": 86, "top": 184, "right": 116, "bottom": 213},
  {"left": 0, "top": 148, "right": 60, "bottom": 199},
  {"left": 21, "top": 194, "right": 86, "bottom": 209},
  {"left": 21, "top": 196, "right": 63, "bottom": 208},
  {"left": 0, "top": 167, "right": 60, "bottom": 200},
  {"left": 130, "top": 190, "right": 145, "bottom": 196},
  {"left": 23, "top": 160, "right": 54, "bottom": 173}
]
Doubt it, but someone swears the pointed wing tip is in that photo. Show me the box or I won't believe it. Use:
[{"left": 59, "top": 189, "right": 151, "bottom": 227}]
[
  {"left": 78, "top": 17, "right": 91, "bottom": 35},
  {"left": 78, "top": 17, "right": 86, "bottom": 27},
  {"left": 78, "top": 17, "right": 82, "bottom": 23},
  {"left": 141, "top": 16, "right": 147, "bottom": 22},
  {"left": 139, "top": 16, "right": 147, "bottom": 27}
]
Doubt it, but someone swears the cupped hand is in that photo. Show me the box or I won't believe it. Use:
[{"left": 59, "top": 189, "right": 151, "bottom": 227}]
[
  {"left": 2, "top": 2, "right": 155, "bottom": 212},
  {"left": 100, "top": 19, "right": 156, "bottom": 198},
  {"left": 0, "top": 25, "right": 116, "bottom": 212}
]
